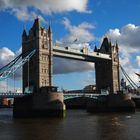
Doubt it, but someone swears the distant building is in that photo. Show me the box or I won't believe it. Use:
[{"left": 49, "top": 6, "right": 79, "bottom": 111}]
[
  {"left": 83, "top": 85, "right": 96, "bottom": 93},
  {"left": 64, "top": 85, "right": 96, "bottom": 93}
]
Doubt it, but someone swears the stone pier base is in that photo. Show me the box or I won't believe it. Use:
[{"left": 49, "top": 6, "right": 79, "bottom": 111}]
[
  {"left": 87, "top": 93, "right": 135, "bottom": 113},
  {"left": 13, "top": 91, "right": 66, "bottom": 118}
]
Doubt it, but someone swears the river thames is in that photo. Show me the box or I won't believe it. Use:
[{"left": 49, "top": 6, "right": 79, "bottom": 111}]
[{"left": 0, "top": 108, "right": 140, "bottom": 140}]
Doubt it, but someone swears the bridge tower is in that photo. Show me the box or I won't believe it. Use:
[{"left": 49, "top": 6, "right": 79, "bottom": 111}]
[
  {"left": 22, "top": 18, "right": 53, "bottom": 94},
  {"left": 95, "top": 37, "right": 120, "bottom": 94}
]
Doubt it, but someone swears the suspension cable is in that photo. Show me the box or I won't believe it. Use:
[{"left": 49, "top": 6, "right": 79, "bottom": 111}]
[
  {"left": 0, "top": 53, "right": 23, "bottom": 75},
  {"left": 120, "top": 65, "right": 140, "bottom": 94},
  {"left": 0, "top": 49, "right": 36, "bottom": 81},
  {"left": 6, "top": 78, "right": 8, "bottom": 93},
  {"left": 120, "top": 65, "right": 139, "bottom": 89},
  {"left": 120, "top": 66, "right": 136, "bottom": 89},
  {"left": 27, "top": 58, "right": 30, "bottom": 88}
]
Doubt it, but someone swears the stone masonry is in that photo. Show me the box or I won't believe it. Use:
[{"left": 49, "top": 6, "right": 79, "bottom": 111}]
[{"left": 22, "top": 18, "right": 53, "bottom": 94}]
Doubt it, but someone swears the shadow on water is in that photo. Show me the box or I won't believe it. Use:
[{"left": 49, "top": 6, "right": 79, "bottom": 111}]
[{"left": 0, "top": 108, "right": 140, "bottom": 140}]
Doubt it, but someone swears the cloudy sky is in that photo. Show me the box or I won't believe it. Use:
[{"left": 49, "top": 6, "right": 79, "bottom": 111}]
[{"left": 0, "top": 0, "right": 140, "bottom": 91}]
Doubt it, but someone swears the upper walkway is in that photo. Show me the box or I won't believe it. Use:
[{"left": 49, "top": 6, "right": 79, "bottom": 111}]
[{"left": 53, "top": 46, "right": 111, "bottom": 62}]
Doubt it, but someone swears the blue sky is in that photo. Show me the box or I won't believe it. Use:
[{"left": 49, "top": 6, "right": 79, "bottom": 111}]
[{"left": 0, "top": 0, "right": 140, "bottom": 91}]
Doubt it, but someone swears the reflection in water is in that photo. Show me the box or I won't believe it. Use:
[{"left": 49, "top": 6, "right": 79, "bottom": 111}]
[
  {"left": 0, "top": 108, "right": 140, "bottom": 140},
  {"left": 97, "top": 115, "right": 119, "bottom": 139}
]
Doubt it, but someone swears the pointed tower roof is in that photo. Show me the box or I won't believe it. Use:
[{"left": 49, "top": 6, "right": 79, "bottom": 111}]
[
  {"left": 22, "top": 23, "right": 27, "bottom": 37},
  {"left": 115, "top": 40, "right": 119, "bottom": 51},
  {"left": 48, "top": 24, "right": 52, "bottom": 34},
  {"left": 101, "top": 37, "right": 109, "bottom": 47},
  {"left": 100, "top": 37, "right": 111, "bottom": 54},
  {"left": 33, "top": 17, "right": 40, "bottom": 29},
  {"left": 22, "top": 29, "right": 27, "bottom": 37},
  {"left": 94, "top": 45, "right": 98, "bottom": 52}
]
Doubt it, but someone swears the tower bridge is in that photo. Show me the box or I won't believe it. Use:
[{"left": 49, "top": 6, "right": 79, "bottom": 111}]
[
  {"left": 1, "top": 18, "right": 135, "bottom": 117},
  {"left": 22, "top": 18, "right": 120, "bottom": 95}
]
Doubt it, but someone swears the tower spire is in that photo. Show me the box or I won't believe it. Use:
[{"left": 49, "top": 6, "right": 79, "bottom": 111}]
[
  {"left": 48, "top": 21, "right": 52, "bottom": 34},
  {"left": 33, "top": 17, "right": 40, "bottom": 29},
  {"left": 48, "top": 21, "right": 53, "bottom": 86},
  {"left": 22, "top": 22, "right": 27, "bottom": 40}
]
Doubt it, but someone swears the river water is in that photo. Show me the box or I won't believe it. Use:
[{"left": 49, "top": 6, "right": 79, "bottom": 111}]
[{"left": 0, "top": 108, "right": 140, "bottom": 140}]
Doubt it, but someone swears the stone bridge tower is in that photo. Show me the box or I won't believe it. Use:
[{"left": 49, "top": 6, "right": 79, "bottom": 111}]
[
  {"left": 22, "top": 18, "right": 53, "bottom": 94},
  {"left": 95, "top": 37, "right": 120, "bottom": 94}
]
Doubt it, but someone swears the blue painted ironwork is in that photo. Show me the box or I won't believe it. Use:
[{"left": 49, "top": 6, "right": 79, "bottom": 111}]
[
  {"left": 0, "top": 50, "right": 36, "bottom": 81},
  {"left": 24, "top": 86, "right": 34, "bottom": 95},
  {"left": 0, "top": 92, "right": 24, "bottom": 98},
  {"left": 63, "top": 93, "right": 108, "bottom": 100},
  {"left": 0, "top": 54, "right": 22, "bottom": 75}
]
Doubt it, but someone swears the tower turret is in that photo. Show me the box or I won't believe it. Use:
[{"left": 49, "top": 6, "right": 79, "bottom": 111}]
[
  {"left": 94, "top": 45, "right": 98, "bottom": 52},
  {"left": 100, "top": 37, "right": 111, "bottom": 54},
  {"left": 33, "top": 17, "right": 40, "bottom": 30},
  {"left": 22, "top": 28, "right": 27, "bottom": 42}
]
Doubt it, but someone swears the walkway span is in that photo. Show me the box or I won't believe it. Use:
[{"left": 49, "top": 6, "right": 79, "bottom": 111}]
[{"left": 53, "top": 46, "right": 111, "bottom": 62}]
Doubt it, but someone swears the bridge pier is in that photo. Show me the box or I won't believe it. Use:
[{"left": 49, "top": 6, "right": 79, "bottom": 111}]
[
  {"left": 87, "top": 92, "right": 135, "bottom": 112},
  {"left": 13, "top": 86, "right": 66, "bottom": 118}
]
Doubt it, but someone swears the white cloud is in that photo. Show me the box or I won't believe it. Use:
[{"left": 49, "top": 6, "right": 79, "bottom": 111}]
[
  {"left": 104, "top": 24, "right": 140, "bottom": 87},
  {"left": 105, "top": 24, "right": 140, "bottom": 52},
  {"left": 61, "top": 17, "right": 95, "bottom": 44},
  {"left": 0, "top": 47, "right": 14, "bottom": 67},
  {"left": 0, "top": 0, "right": 90, "bottom": 21},
  {"left": 10, "top": 8, "right": 47, "bottom": 23},
  {"left": 136, "top": 56, "right": 140, "bottom": 67}
]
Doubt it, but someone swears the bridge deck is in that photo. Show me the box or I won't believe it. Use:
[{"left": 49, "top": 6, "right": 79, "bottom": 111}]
[
  {"left": 53, "top": 46, "right": 111, "bottom": 62},
  {"left": 0, "top": 92, "right": 109, "bottom": 99}
]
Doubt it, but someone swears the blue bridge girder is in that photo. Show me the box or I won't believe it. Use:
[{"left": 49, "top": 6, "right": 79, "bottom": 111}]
[
  {"left": 0, "top": 92, "right": 24, "bottom": 98},
  {"left": 0, "top": 49, "right": 36, "bottom": 81},
  {"left": 63, "top": 93, "right": 108, "bottom": 100}
]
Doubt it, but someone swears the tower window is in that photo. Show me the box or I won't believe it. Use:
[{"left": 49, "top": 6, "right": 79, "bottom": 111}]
[
  {"left": 33, "top": 30, "right": 36, "bottom": 37},
  {"left": 41, "top": 29, "right": 43, "bottom": 36}
]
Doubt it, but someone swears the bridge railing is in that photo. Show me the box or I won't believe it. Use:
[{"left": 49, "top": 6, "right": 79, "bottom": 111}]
[
  {"left": 0, "top": 92, "right": 24, "bottom": 97},
  {"left": 63, "top": 93, "right": 108, "bottom": 100}
]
